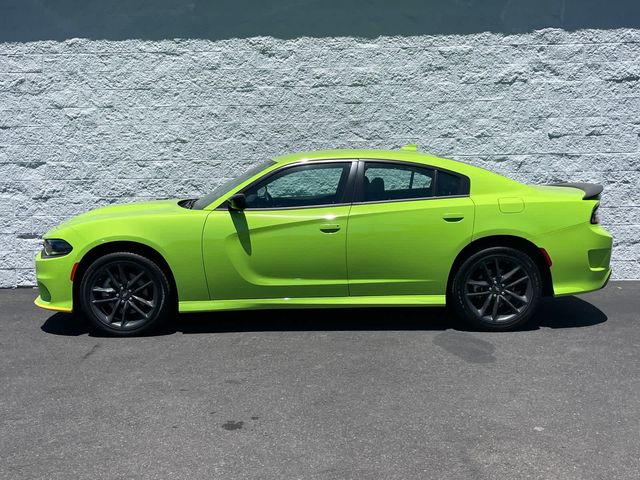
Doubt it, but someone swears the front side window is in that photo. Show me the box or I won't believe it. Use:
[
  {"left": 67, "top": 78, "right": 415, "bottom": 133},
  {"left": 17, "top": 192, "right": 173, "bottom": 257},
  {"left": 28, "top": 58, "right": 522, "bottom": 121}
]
[
  {"left": 242, "top": 162, "right": 352, "bottom": 209},
  {"left": 193, "top": 160, "right": 275, "bottom": 209},
  {"left": 362, "top": 163, "right": 435, "bottom": 202}
]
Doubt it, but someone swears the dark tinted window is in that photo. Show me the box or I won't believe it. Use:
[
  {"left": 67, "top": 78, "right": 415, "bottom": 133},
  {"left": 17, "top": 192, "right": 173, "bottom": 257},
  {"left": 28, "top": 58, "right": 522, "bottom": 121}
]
[
  {"left": 242, "top": 162, "right": 352, "bottom": 209},
  {"left": 436, "top": 170, "right": 467, "bottom": 196},
  {"left": 363, "top": 163, "right": 434, "bottom": 202}
]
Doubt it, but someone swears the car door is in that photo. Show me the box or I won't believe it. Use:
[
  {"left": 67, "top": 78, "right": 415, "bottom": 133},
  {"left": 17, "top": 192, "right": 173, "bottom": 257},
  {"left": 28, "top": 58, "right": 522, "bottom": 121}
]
[
  {"left": 202, "top": 161, "right": 356, "bottom": 300},
  {"left": 346, "top": 160, "right": 475, "bottom": 296}
]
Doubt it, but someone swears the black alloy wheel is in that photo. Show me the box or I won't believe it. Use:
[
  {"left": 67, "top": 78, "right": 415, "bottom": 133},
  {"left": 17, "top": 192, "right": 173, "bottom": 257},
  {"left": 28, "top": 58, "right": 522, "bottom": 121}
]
[
  {"left": 451, "top": 247, "right": 542, "bottom": 331},
  {"left": 79, "top": 252, "right": 171, "bottom": 336}
]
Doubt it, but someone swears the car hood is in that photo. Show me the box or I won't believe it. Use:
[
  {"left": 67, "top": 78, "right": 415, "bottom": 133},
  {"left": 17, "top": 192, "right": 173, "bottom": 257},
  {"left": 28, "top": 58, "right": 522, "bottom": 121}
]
[{"left": 50, "top": 199, "right": 184, "bottom": 232}]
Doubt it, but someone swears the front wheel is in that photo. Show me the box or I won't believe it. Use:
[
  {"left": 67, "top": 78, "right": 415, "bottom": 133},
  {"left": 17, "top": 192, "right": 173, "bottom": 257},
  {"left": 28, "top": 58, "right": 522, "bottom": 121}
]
[
  {"left": 79, "top": 252, "right": 171, "bottom": 336},
  {"left": 451, "top": 247, "right": 542, "bottom": 331}
]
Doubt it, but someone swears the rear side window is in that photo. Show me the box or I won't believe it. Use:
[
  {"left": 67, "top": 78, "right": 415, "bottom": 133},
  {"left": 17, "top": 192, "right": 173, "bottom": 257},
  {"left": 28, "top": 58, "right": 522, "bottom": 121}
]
[
  {"left": 363, "top": 163, "right": 435, "bottom": 202},
  {"left": 360, "top": 161, "right": 469, "bottom": 203}
]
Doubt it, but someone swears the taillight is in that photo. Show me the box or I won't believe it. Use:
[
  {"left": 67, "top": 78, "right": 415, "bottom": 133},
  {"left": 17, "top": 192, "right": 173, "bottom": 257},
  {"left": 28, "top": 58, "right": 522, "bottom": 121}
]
[{"left": 590, "top": 204, "right": 600, "bottom": 224}]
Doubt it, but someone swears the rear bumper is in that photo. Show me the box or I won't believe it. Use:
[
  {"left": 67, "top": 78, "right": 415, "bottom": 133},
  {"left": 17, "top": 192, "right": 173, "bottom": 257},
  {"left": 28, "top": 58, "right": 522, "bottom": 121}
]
[
  {"left": 553, "top": 267, "right": 612, "bottom": 297},
  {"left": 544, "top": 223, "right": 613, "bottom": 297}
]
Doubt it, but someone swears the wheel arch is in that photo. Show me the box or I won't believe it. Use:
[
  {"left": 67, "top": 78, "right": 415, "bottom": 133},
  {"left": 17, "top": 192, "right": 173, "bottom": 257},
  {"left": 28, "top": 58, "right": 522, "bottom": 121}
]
[
  {"left": 72, "top": 241, "right": 178, "bottom": 310},
  {"left": 446, "top": 235, "right": 554, "bottom": 298}
]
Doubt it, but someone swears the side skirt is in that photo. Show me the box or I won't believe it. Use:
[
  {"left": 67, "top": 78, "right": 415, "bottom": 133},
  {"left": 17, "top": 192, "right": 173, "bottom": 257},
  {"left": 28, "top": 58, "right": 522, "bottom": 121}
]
[{"left": 179, "top": 295, "right": 447, "bottom": 313}]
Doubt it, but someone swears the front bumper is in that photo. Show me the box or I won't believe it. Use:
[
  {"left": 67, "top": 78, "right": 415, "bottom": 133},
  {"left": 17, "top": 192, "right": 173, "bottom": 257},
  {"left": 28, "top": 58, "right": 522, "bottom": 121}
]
[
  {"left": 34, "top": 295, "right": 72, "bottom": 313},
  {"left": 34, "top": 251, "right": 75, "bottom": 313}
]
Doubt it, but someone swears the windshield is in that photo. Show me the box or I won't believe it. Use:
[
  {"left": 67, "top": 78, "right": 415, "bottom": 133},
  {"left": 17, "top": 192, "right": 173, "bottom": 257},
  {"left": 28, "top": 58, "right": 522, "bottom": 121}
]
[{"left": 193, "top": 160, "right": 275, "bottom": 210}]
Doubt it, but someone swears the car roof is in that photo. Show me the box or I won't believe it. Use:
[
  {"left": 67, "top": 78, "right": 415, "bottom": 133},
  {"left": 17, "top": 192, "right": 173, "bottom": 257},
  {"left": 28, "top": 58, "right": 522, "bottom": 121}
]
[
  {"left": 273, "top": 148, "right": 478, "bottom": 176},
  {"left": 272, "top": 148, "right": 527, "bottom": 195}
]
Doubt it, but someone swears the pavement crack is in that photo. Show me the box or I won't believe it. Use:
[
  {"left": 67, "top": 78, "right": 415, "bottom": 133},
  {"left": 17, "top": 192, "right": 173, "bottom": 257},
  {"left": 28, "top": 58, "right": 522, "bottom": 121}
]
[{"left": 81, "top": 343, "right": 101, "bottom": 361}]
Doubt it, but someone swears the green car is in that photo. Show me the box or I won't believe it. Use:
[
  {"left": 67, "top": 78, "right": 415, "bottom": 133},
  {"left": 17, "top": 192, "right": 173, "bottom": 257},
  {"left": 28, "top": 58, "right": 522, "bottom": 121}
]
[{"left": 34, "top": 147, "right": 612, "bottom": 335}]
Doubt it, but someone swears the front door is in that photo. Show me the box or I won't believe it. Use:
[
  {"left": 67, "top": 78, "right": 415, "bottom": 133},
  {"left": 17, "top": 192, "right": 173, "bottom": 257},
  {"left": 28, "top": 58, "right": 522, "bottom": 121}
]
[{"left": 202, "top": 161, "right": 355, "bottom": 300}]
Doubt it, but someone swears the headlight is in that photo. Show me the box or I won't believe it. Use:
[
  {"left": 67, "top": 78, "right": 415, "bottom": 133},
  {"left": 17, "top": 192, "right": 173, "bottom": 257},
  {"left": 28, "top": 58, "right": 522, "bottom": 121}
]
[{"left": 42, "top": 238, "right": 73, "bottom": 258}]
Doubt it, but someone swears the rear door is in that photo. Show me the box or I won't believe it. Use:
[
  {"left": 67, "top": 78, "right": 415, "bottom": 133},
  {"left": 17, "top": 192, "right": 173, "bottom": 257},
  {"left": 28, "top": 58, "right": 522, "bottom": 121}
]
[{"left": 346, "top": 160, "right": 475, "bottom": 296}]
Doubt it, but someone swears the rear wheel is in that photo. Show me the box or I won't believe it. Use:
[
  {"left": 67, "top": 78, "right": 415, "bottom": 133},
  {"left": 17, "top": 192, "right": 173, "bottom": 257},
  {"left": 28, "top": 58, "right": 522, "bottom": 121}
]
[
  {"left": 79, "top": 252, "right": 171, "bottom": 336},
  {"left": 451, "top": 247, "right": 542, "bottom": 331}
]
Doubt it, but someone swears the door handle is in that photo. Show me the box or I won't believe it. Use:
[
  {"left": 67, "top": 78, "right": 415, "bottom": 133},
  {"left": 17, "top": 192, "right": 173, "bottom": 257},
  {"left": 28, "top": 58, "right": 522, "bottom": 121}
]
[
  {"left": 442, "top": 213, "right": 464, "bottom": 222},
  {"left": 320, "top": 223, "right": 341, "bottom": 233}
]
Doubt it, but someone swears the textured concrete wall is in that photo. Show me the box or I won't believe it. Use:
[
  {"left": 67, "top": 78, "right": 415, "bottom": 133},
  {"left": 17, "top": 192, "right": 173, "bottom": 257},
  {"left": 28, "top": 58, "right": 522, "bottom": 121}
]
[{"left": 1, "top": 28, "right": 639, "bottom": 286}]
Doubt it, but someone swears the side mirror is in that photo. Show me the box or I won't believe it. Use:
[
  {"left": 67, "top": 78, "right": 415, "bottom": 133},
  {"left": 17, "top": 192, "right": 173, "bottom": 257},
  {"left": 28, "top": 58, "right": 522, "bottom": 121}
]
[{"left": 227, "top": 193, "right": 247, "bottom": 211}]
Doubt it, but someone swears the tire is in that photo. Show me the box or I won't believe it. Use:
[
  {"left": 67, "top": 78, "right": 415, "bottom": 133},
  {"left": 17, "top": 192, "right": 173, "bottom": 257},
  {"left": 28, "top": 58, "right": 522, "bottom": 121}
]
[
  {"left": 79, "top": 252, "right": 171, "bottom": 336},
  {"left": 450, "top": 247, "right": 542, "bottom": 331}
]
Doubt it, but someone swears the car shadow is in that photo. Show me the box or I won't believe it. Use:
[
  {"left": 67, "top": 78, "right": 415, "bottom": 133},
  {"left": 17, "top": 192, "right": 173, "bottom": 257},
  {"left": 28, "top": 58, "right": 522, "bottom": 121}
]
[{"left": 41, "top": 295, "right": 607, "bottom": 337}]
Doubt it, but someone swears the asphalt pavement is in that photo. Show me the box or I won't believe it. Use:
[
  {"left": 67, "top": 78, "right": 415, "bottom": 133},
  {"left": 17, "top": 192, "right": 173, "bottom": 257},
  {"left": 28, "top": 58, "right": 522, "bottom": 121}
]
[{"left": 1, "top": 283, "right": 639, "bottom": 480}]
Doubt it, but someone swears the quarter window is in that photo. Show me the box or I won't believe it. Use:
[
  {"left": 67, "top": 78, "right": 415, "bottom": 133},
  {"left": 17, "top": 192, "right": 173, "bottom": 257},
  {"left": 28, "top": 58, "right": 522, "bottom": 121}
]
[
  {"left": 436, "top": 170, "right": 466, "bottom": 197},
  {"left": 242, "top": 162, "right": 352, "bottom": 209}
]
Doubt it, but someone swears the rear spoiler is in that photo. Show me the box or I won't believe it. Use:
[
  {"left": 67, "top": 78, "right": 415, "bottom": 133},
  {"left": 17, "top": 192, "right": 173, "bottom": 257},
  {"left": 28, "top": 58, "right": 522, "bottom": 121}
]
[{"left": 547, "top": 182, "right": 603, "bottom": 200}]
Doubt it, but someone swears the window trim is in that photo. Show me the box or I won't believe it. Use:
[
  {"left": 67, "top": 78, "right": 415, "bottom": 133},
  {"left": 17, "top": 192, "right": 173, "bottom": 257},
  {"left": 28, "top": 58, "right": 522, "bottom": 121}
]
[
  {"left": 216, "top": 159, "right": 359, "bottom": 211},
  {"left": 353, "top": 159, "right": 470, "bottom": 205}
]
